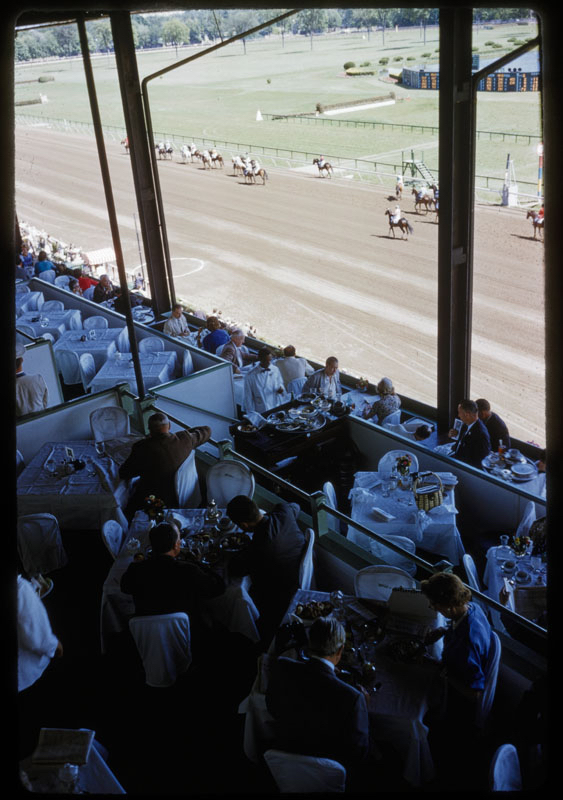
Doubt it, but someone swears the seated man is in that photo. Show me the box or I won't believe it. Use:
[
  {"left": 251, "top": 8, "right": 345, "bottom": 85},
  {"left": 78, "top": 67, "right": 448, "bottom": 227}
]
[
  {"left": 220, "top": 329, "right": 257, "bottom": 374},
  {"left": 475, "top": 398, "right": 510, "bottom": 452},
  {"left": 34, "top": 250, "right": 56, "bottom": 277},
  {"left": 448, "top": 399, "right": 491, "bottom": 468},
  {"left": 303, "top": 356, "right": 342, "bottom": 399},
  {"left": 16, "top": 344, "right": 49, "bottom": 417},
  {"left": 164, "top": 303, "right": 190, "bottom": 338},
  {"left": 120, "top": 522, "right": 224, "bottom": 650},
  {"left": 243, "top": 347, "right": 286, "bottom": 414},
  {"left": 119, "top": 412, "right": 211, "bottom": 511},
  {"left": 93, "top": 274, "right": 116, "bottom": 304},
  {"left": 226, "top": 496, "right": 306, "bottom": 645},
  {"left": 199, "top": 316, "right": 230, "bottom": 354},
  {"left": 18, "top": 572, "right": 63, "bottom": 692},
  {"left": 265, "top": 616, "right": 370, "bottom": 775},
  {"left": 275, "top": 345, "right": 314, "bottom": 388}
]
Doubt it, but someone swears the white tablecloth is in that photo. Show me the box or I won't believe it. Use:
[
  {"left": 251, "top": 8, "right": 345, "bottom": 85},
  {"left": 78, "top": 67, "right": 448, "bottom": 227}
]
[
  {"left": 53, "top": 328, "right": 122, "bottom": 370},
  {"left": 483, "top": 546, "right": 547, "bottom": 624},
  {"left": 16, "top": 440, "right": 130, "bottom": 530},
  {"left": 20, "top": 738, "right": 125, "bottom": 794},
  {"left": 345, "top": 390, "right": 380, "bottom": 419},
  {"left": 100, "top": 509, "right": 259, "bottom": 653},
  {"left": 239, "top": 588, "right": 444, "bottom": 787},
  {"left": 88, "top": 351, "right": 177, "bottom": 394},
  {"left": 17, "top": 309, "right": 82, "bottom": 332},
  {"left": 349, "top": 471, "right": 465, "bottom": 566}
]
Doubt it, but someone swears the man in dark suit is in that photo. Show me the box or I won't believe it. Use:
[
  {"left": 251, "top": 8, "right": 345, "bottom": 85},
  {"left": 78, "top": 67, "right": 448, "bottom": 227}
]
[
  {"left": 476, "top": 398, "right": 510, "bottom": 452},
  {"left": 119, "top": 412, "right": 211, "bottom": 511},
  {"left": 449, "top": 399, "right": 492, "bottom": 468},
  {"left": 219, "top": 329, "right": 257, "bottom": 374},
  {"left": 226, "top": 496, "right": 306, "bottom": 645},
  {"left": 265, "top": 617, "right": 370, "bottom": 774},
  {"left": 120, "top": 522, "right": 224, "bottom": 650}
]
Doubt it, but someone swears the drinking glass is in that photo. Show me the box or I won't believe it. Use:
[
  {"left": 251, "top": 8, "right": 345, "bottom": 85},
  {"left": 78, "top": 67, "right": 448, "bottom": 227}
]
[
  {"left": 88, "top": 328, "right": 97, "bottom": 341},
  {"left": 44, "top": 458, "right": 56, "bottom": 476},
  {"left": 95, "top": 441, "right": 105, "bottom": 456},
  {"left": 495, "top": 535, "right": 513, "bottom": 567},
  {"left": 39, "top": 315, "right": 49, "bottom": 328}
]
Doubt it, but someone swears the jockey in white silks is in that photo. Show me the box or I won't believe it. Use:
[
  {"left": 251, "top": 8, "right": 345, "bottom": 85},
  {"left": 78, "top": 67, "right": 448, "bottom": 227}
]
[
  {"left": 318, "top": 155, "right": 326, "bottom": 169},
  {"left": 165, "top": 141, "right": 172, "bottom": 152},
  {"left": 391, "top": 205, "right": 401, "bottom": 224},
  {"left": 396, "top": 175, "right": 403, "bottom": 192},
  {"left": 251, "top": 159, "right": 261, "bottom": 175}
]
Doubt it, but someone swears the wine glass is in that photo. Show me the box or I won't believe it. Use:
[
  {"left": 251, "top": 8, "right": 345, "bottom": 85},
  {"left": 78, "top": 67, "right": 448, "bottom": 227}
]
[
  {"left": 39, "top": 315, "right": 49, "bottom": 328},
  {"left": 95, "top": 440, "right": 105, "bottom": 456}
]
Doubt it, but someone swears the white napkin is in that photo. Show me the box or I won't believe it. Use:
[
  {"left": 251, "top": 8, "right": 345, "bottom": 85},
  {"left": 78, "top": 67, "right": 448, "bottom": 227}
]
[
  {"left": 93, "top": 460, "right": 113, "bottom": 492},
  {"left": 372, "top": 506, "right": 396, "bottom": 522},
  {"left": 354, "top": 472, "right": 382, "bottom": 490},
  {"left": 435, "top": 472, "right": 458, "bottom": 486},
  {"left": 243, "top": 411, "right": 267, "bottom": 429}
]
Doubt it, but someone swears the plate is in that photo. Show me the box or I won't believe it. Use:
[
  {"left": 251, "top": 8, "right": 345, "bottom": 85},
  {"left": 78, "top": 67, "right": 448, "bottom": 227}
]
[
  {"left": 300, "top": 417, "right": 326, "bottom": 432},
  {"left": 236, "top": 424, "right": 259, "bottom": 434},
  {"left": 511, "top": 462, "right": 535, "bottom": 477},
  {"left": 298, "top": 393, "right": 316, "bottom": 402},
  {"left": 220, "top": 532, "right": 250, "bottom": 551},
  {"left": 296, "top": 404, "right": 317, "bottom": 416},
  {"left": 275, "top": 421, "right": 302, "bottom": 432}
]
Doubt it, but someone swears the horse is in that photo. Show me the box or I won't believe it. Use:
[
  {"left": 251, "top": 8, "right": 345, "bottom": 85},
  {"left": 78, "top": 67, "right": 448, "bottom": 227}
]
[
  {"left": 526, "top": 209, "right": 544, "bottom": 239},
  {"left": 121, "top": 138, "right": 129, "bottom": 154},
  {"left": 245, "top": 167, "right": 268, "bottom": 185},
  {"left": 199, "top": 151, "right": 212, "bottom": 169},
  {"left": 156, "top": 142, "right": 173, "bottom": 160},
  {"left": 232, "top": 156, "right": 245, "bottom": 176},
  {"left": 313, "top": 158, "right": 333, "bottom": 178},
  {"left": 385, "top": 209, "right": 414, "bottom": 239},
  {"left": 210, "top": 152, "right": 224, "bottom": 169},
  {"left": 412, "top": 187, "right": 434, "bottom": 214},
  {"left": 180, "top": 145, "right": 197, "bottom": 163},
  {"left": 395, "top": 180, "right": 404, "bottom": 200}
]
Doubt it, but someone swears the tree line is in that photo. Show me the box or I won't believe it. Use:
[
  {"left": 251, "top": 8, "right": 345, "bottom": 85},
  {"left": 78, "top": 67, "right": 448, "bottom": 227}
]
[{"left": 15, "top": 8, "right": 532, "bottom": 62}]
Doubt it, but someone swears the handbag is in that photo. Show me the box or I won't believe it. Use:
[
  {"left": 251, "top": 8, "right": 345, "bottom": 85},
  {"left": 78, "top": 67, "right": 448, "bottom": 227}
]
[{"left": 412, "top": 471, "right": 443, "bottom": 511}]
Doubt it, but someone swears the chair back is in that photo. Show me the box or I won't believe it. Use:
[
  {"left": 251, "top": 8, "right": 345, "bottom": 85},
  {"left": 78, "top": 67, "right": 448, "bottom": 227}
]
[
  {"left": 89, "top": 406, "right": 130, "bottom": 441},
  {"left": 174, "top": 451, "right": 202, "bottom": 508},
  {"left": 354, "top": 564, "right": 416, "bottom": 601},
  {"left": 298, "top": 528, "right": 315, "bottom": 591},
  {"left": 101, "top": 519, "right": 125, "bottom": 559},
  {"left": 57, "top": 349, "right": 82, "bottom": 385},
  {"left": 42, "top": 300, "right": 64, "bottom": 312},
  {"left": 84, "top": 316, "right": 109, "bottom": 330},
  {"left": 322, "top": 481, "right": 345, "bottom": 536},
  {"left": 264, "top": 749, "right": 346, "bottom": 793},
  {"left": 182, "top": 349, "right": 194, "bottom": 376},
  {"left": 476, "top": 631, "right": 501, "bottom": 729},
  {"left": 215, "top": 343, "right": 227, "bottom": 356},
  {"left": 515, "top": 500, "right": 537, "bottom": 540},
  {"left": 489, "top": 743, "right": 522, "bottom": 791},
  {"left": 16, "top": 449, "right": 26, "bottom": 477},
  {"left": 128, "top": 613, "right": 192, "bottom": 687},
  {"left": 287, "top": 376, "right": 307, "bottom": 396},
  {"left": 79, "top": 352, "right": 97, "bottom": 392},
  {"left": 39, "top": 269, "right": 56, "bottom": 284},
  {"left": 462, "top": 553, "right": 491, "bottom": 618},
  {"left": 139, "top": 336, "right": 164, "bottom": 354},
  {"left": 377, "top": 449, "right": 419, "bottom": 476},
  {"left": 83, "top": 286, "right": 96, "bottom": 301},
  {"left": 367, "top": 534, "right": 417, "bottom": 577},
  {"left": 206, "top": 460, "right": 255, "bottom": 507},
  {"left": 54, "top": 275, "right": 71, "bottom": 289},
  {"left": 17, "top": 513, "right": 68, "bottom": 577},
  {"left": 16, "top": 283, "right": 30, "bottom": 294},
  {"left": 383, "top": 409, "right": 402, "bottom": 426},
  {"left": 116, "top": 327, "right": 130, "bottom": 352},
  {"left": 16, "top": 324, "right": 36, "bottom": 339}
]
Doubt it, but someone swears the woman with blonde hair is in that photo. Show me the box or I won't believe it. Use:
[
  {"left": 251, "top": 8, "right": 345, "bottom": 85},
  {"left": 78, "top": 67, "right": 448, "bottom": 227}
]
[{"left": 363, "top": 377, "right": 401, "bottom": 424}]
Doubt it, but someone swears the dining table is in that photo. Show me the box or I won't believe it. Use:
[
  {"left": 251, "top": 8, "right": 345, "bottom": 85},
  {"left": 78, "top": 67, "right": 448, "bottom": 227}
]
[
  {"left": 53, "top": 328, "right": 122, "bottom": 371},
  {"left": 100, "top": 508, "right": 261, "bottom": 654},
  {"left": 348, "top": 470, "right": 465, "bottom": 566},
  {"left": 87, "top": 351, "right": 177, "bottom": 394},
  {"left": 16, "top": 308, "right": 82, "bottom": 335},
  {"left": 481, "top": 451, "right": 545, "bottom": 496},
  {"left": 483, "top": 544, "right": 547, "bottom": 626},
  {"left": 238, "top": 587, "right": 445, "bottom": 787},
  {"left": 16, "top": 440, "right": 133, "bottom": 530}
]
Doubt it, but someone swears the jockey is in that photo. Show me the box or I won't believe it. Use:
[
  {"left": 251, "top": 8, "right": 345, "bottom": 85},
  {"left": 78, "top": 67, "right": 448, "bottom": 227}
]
[
  {"left": 318, "top": 155, "right": 326, "bottom": 169},
  {"left": 537, "top": 205, "right": 544, "bottom": 221},
  {"left": 391, "top": 205, "right": 401, "bottom": 224},
  {"left": 210, "top": 148, "right": 217, "bottom": 158},
  {"left": 251, "top": 159, "right": 260, "bottom": 175},
  {"left": 123, "top": 136, "right": 129, "bottom": 149},
  {"left": 396, "top": 175, "right": 403, "bottom": 190},
  {"left": 165, "top": 140, "right": 172, "bottom": 151}
]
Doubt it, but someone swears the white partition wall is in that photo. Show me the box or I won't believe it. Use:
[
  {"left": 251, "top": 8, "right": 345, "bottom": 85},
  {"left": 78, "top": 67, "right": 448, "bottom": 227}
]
[
  {"left": 151, "top": 364, "right": 237, "bottom": 446},
  {"left": 20, "top": 340, "right": 64, "bottom": 409}
]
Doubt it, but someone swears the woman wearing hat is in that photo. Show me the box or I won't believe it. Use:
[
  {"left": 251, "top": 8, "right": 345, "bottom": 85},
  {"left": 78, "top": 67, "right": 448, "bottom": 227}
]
[{"left": 363, "top": 377, "right": 401, "bottom": 424}]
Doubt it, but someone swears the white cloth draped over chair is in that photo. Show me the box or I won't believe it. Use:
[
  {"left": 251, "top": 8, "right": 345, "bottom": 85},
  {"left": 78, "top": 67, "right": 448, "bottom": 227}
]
[
  {"left": 17, "top": 323, "right": 36, "bottom": 339},
  {"left": 182, "top": 349, "right": 194, "bottom": 376},
  {"left": 476, "top": 631, "right": 501, "bottom": 729},
  {"left": 367, "top": 534, "right": 418, "bottom": 577},
  {"left": 489, "top": 743, "right": 522, "bottom": 791},
  {"left": 515, "top": 500, "right": 537, "bottom": 540},
  {"left": 322, "top": 481, "right": 345, "bottom": 536},
  {"left": 116, "top": 327, "right": 129, "bottom": 352},
  {"left": 57, "top": 349, "right": 82, "bottom": 385},
  {"left": 378, "top": 449, "right": 419, "bottom": 476},
  {"left": 264, "top": 749, "right": 347, "bottom": 793},
  {"left": 39, "top": 270, "right": 56, "bottom": 284},
  {"left": 84, "top": 316, "right": 109, "bottom": 330},
  {"left": 79, "top": 352, "right": 97, "bottom": 392},
  {"left": 174, "top": 451, "right": 202, "bottom": 507},
  {"left": 462, "top": 553, "right": 492, "bottom": 621},
  {"left": 205, "top": 460, "right": 255, "bottom": 507},
  {"left": 42, "top": 300, "right": 64, "bottom": 312},
  {"left": 128, "top": 612, "right": 192, "bottom": 687},
  {"left": 207, "top": 574, "right": 261, "bottom": 644},
  {"left": 83, "top": 286, "right": 95, "bottom": 301},
  {"left": 101, "top": 519, "right": 125, "bottom": 559},
  {"left": 54, "top": 275, "right": 71, "bottom": 289},
  {"left": 138, "top": 336, "right": 164, "bottom": 354},
  {"left": 354, "top": 565, "right": 417, "bottom": 602},
  {"left": 89, "top": 407, "right": 131, "bottom": 441},
  {"left": 298, "top": 528, "right": 315, "bottom": 590},
  {"left": 286, "top": 376, "right": 307, "bottom": 396},
  {"left": 17, "top": 513, "right": 68, "bottom": 577},
  {"left": 383, "top": 409, "right": 402, "bottom": 426}
]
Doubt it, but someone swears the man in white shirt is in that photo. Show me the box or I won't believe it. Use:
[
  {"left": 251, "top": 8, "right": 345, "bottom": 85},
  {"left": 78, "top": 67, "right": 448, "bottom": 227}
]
[
  {"left": 275, "top": 345, "right": 314, "bottom": 388},
  {"left": 303, "top": 356, "right": 342, "bottom": 399},
  {"left": 163, "top": 303, "right": 190, "bottom": 338},
  {"left": 15, "top": 344, "right": 49, "bottom": 417},
  {"left": 17, "top": 574, "right": 63, "bottom": 692},
  {"left": 244, "top": 347, "right": 287, "bottom": 414}
]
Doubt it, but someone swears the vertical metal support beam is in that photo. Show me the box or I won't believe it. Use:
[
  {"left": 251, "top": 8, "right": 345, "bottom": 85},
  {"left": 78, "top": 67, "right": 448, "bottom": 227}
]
[
  {"left": 437, "top": 8, "right": 475, "bottom": 432},
  {"left": 76, "top": 16, "right": 145, "bottom": 399},
  {"left": 110, "top": 11, "right": 172, "bottom": 316}
]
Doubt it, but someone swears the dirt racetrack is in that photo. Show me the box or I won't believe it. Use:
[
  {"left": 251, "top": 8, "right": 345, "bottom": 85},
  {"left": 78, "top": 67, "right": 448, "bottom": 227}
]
[{"left": 15, "top": 127, "right": 545, "bottom": 445}]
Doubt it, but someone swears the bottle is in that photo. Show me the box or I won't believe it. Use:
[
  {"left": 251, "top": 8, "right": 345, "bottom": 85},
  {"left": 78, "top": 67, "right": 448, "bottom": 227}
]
[{"left": 498, "top": 439, "right": 505, "bottom": 457}]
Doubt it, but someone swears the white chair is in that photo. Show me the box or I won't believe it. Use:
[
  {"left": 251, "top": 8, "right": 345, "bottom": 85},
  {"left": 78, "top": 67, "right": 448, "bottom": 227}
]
[
  {"left": 322, "top": 481, "right": 345, "bottom": 536},
  {"left": 264, "top": 749, "right": 346, "bottom": 793},
  {"left": 182, "top": 349, "right": 194, "bottom": 376},
  {"left": 174, "top": 451, "right": 202, "bottom": 508},
  {"left": 42, "top": 299, "right": 64, "bottom": 312},
  {"left": 462, "top": 553, "right": 490, "bottom": 619},
  {"left": 17, "top": 513, "right": 68, "bottom": 577},
  {"left": 54, "top": 275, "right": 71, "bottom": 289},
  {"left": 298, "top": 528, "right": 315, "bottom": 591},
  {"left": 101, "top": 519, "right": 125, "bottom": 559},
  {"left": 84, "top": 315, "right": 109, "bottom": 330},
  {"left": 368, "top": 534, "right": 418, "bottom": 577},
  {"left": 116, "top": 327, "right": 129, "bottom": 352},
  {"left": 39, "top": 269, "right": 56, "bottom": 284},
  {"left": 39, "top": 331, "right": 56, "bottom": 344},
  {"left": 383, "top": 409, "right": 402, "bottom": 426},
  {"left": 57, "top": 349, "right": 82, "bottom": 385},
  {"left": 215, "top": 343, "right": 227, "bottom": 356},
  {"left": 476, "top": 631, "right": 501, "bottom": 729},
  {"left": 138, "top": 336, "right": 164, "bottom": 354},
  {"left": 16, "top": 283, "right": 30, "bottom": 294},
  {"left": 489, "top": 744, "right": 522, "bottom": 791},
  {"left": 17, "top": 324, "right": 36, "bottom": 339},
  {"left": 128, "top": 612, "right": 192, "bottom": 688},
  {"left": 89, "top": 406, "right": 130, "bottom": 441},
  {"left": 16, "top": 449, "right": 25, "bottom": 477},
  {"left": 515, "top": 500, "right": 537, "bottom": 540},
  {"left": 83, "top": 286, "right": 96, "bottom": 301},
  {"left": 354, "top": 564, "right": 417, "bottom": 602},
  {"left": 79, "top": 352, "right": 97, "bottom": 392},
  {"left": 287, "top": 376, "right": 307, "bottom": 396},
  {"left": 206, "top": 460, "right": 255, "bottom": 507},
  {"left": 377, "top": 449, "right": 419, "bottom": 476}
]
